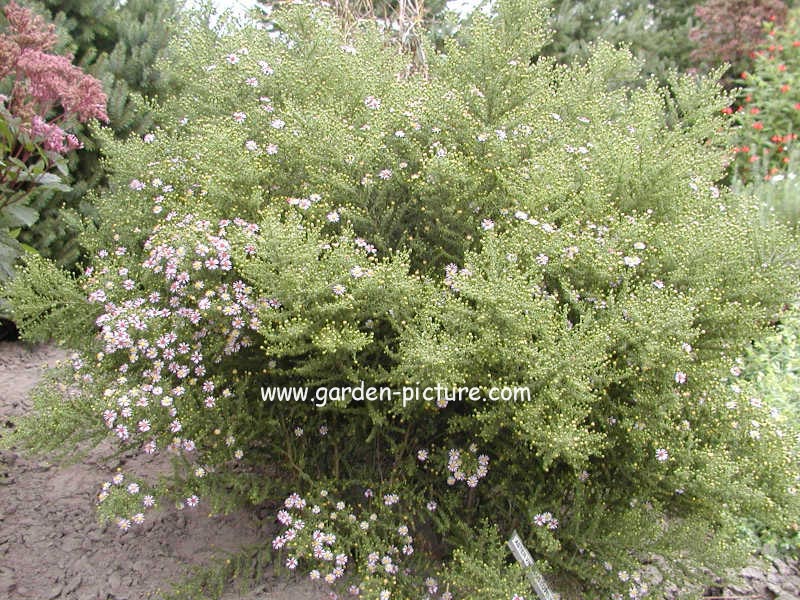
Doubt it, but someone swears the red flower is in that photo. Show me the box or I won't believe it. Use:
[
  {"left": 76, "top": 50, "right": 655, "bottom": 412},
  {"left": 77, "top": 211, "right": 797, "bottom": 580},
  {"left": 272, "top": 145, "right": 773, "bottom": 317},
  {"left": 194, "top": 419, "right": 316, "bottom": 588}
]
[
  {"left": 752, "top": 122, "right": 764, "bottom": 130},
  {"left": 781, "top": 84, "right": 791, "bottom": 93}
]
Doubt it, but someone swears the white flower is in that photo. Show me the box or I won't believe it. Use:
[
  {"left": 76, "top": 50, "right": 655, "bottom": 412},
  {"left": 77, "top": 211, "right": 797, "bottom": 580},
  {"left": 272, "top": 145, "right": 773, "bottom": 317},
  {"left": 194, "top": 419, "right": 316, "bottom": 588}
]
[
  {"left": 326, "top": 211, "right": 340, "bottom": 223},
  {"left": 143, "top": 133, "right": 155, "bottom": 143},
  {"left": 623, "top": 256, "right": 641, "bottom": 267},
  {"left": 655, "top": 448, "right": 669, "bottom": 462},
  {"left": 245, "top": 140, "right": 258, "bottom": 152}
]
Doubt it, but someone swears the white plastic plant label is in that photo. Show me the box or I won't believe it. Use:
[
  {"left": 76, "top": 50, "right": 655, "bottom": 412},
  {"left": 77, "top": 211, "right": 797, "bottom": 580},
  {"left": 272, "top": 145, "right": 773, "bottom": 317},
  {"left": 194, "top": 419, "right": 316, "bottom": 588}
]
[{"left": 507, "top": 530, "right": 557, "bottom": 600}]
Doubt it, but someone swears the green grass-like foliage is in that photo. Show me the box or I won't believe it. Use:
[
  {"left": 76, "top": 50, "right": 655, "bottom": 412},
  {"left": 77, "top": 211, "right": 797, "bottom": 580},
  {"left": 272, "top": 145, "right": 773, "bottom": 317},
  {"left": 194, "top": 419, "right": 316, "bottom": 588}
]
[{"left": 4, "top": 0, "right": 800, "bottom": 597}]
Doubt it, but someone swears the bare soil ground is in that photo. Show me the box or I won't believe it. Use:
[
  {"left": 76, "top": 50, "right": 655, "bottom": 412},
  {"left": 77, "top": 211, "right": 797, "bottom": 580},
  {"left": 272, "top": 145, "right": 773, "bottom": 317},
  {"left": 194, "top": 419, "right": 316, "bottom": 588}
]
[{"left": 2, "top": 341, "right": 800, "bottom": 600}]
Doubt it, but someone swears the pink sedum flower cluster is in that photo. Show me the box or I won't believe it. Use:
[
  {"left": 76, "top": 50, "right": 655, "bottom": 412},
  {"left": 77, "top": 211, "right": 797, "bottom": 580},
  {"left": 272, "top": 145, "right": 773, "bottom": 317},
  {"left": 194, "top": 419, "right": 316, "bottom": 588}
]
[{"left": 0, "top": 1, "right": 108, "bottom": 152}]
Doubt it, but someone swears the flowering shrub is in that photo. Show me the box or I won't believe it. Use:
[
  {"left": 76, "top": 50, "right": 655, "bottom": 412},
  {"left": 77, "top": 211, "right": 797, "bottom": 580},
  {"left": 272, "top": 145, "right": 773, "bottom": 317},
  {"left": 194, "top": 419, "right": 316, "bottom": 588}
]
[
  {"left": 0, "top": 1, "right": 107, "bottom": 279},
  {"left": 5, "top": 0, "right": 800, "bottom": 597},
  {"left": 728, "top": 9, "right": 800, "bottom": 184}
]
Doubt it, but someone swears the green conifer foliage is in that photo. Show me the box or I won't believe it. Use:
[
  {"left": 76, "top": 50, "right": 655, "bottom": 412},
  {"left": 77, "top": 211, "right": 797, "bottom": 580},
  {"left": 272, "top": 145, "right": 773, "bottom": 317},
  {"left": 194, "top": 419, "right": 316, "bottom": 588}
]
[{"left": 542, "top": 0, "right": 698, "bottom": 80}]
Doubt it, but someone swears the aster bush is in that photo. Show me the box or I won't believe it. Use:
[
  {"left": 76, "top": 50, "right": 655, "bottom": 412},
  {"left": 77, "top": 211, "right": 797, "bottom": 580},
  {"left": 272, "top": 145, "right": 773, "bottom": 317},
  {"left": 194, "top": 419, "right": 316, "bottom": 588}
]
[
  {"left": 4, "top": 0, "right": 800, "bottom": 598},
  {"left": 0, "top": 1, "right": 108, "bottom": 280}
]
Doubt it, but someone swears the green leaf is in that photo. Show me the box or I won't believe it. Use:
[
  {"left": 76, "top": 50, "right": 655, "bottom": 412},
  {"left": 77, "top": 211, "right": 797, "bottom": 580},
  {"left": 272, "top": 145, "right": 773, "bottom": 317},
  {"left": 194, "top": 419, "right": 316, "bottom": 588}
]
[
  {"left": 0, "top": 231, "right": 20, "bottom": 280},
  {"left": 3, "top": 204, "right": 39, "bottom": 228},
  {"left": 34, "top": 172, "right": 71, "bottom": 192}
]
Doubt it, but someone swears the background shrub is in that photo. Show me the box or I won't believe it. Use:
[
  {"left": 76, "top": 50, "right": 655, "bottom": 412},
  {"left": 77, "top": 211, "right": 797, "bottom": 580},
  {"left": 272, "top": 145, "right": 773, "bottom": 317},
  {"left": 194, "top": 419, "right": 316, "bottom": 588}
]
[
  {"left": 728, "top": 8, "right": 800, "bottom": 183},
  {"left": 689, "top": 0, "right": 788, "bottom": 78}
]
